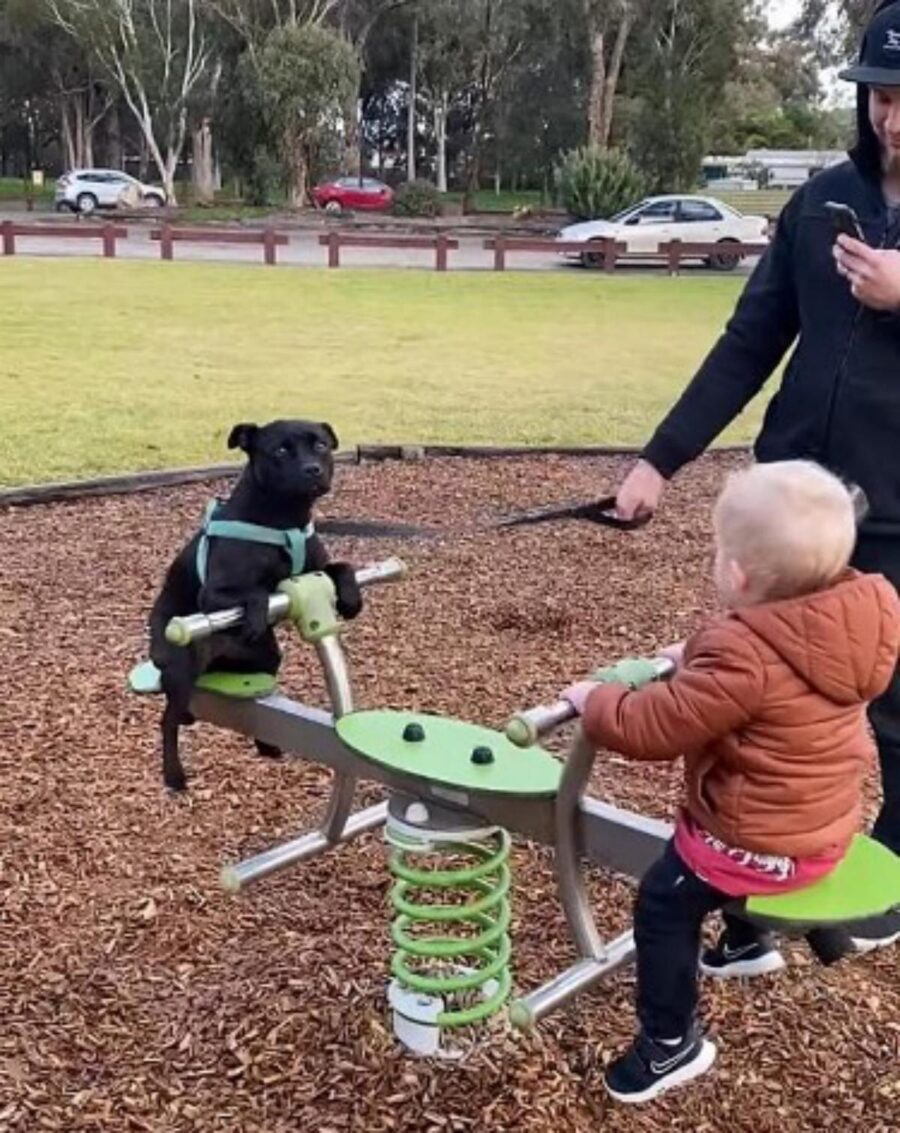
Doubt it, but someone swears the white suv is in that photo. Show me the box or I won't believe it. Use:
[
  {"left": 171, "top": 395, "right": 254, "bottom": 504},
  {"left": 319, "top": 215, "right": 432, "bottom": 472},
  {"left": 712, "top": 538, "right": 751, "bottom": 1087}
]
[{"left": 55, "top": 169, "right": 167, "bottom": 214}]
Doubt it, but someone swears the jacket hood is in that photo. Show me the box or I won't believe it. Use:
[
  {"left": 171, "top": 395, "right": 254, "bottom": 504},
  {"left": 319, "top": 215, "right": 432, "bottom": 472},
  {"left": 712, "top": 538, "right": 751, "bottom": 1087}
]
[
  {"left": 734, "top": 571, "right": 899, "bottom": 705},
  {"left": 848, "top": 0, "right": 900, "bottom": 181}
]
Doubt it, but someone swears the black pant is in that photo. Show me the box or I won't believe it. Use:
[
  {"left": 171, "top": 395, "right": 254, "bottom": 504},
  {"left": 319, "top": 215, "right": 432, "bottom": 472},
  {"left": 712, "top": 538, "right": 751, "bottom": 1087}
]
[
  {"left": 851, "top": 535, "right": 900, "bottom": 855},
  {"left": 634, "top": 841, "right": 759, "bottom": 1039}
]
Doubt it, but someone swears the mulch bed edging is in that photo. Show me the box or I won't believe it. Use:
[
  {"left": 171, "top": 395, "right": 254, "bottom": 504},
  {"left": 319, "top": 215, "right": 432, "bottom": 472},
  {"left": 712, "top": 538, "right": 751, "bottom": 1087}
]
[{"left": 0, "top": 444, "right": 752, "bottom": 511}]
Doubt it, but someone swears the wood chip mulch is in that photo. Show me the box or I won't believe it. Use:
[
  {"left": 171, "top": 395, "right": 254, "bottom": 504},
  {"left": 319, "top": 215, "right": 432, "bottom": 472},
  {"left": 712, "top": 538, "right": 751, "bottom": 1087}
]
[{"left": 1, "top": 453, "right": 897, "bottom": 1132}]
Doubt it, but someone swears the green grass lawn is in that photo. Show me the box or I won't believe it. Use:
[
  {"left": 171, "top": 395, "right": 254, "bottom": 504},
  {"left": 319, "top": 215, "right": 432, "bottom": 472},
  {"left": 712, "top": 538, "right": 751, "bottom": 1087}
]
[
  {"left": 712, "top": 189, "right": 791, "bottom": 217},
  {"left": 0, "top": 176, "right": 55, "bottom": 202},
  {"left": 174, "top": 190, "right": 550, "bottom": 223},
  {"left": 0, "top": 259, "right": 766, "bottom": 486},
  {"left": 443, "top": 189, "right": 548, "bottom": 213},
  {"left": 176, "top": 204, "right": 288, "bottom": 224}
]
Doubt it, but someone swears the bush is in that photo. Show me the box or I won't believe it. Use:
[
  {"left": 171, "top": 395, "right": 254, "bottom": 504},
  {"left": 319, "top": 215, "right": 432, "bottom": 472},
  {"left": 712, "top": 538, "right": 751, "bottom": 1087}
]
[
  {"left": 245, "top": 148, "right": 284, "bottom": 207},
  {"left": 392, "top": 179, "right": 443, "bottom": 218},
  {"left": 554, "top": 146, "right": 646, "bottom": 221}
]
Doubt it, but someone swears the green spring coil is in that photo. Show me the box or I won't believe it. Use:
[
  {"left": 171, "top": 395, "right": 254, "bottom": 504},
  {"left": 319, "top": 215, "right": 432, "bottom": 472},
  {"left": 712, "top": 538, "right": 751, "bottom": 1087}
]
[{"left": 388, "top": 826, "right": 513, "bottom": 1027}]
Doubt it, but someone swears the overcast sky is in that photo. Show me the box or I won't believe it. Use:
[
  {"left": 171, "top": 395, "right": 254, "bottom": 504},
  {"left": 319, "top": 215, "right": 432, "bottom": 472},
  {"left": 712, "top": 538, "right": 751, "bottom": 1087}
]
[
  {"left": 767, "top": 0, "right": 803, "bottom": 29},
  {"left": 764, "top": 0, "right": 856, "bottom": 106}
]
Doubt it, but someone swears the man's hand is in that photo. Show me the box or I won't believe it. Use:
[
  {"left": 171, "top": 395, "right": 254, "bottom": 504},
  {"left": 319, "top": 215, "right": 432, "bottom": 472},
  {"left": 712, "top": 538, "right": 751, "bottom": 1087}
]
[
  {"left": 834, "top": 235, "right": 900, "bottom": 311},
  {"left": 615, "top": 459, "right": 666, "bottom": 521}
]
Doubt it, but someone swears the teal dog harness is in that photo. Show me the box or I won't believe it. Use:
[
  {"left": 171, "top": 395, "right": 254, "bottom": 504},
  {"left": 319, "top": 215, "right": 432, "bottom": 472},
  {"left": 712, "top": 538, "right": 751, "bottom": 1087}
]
[{"left": 195, "top": 500, "right": 314, "bottom": 584}]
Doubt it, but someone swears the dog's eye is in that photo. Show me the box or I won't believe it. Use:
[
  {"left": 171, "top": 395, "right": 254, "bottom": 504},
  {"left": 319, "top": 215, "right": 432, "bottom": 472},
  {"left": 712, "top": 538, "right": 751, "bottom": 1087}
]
[
  {"left": 314, "top": 440, "right": 328, "bottom": 453},
  {"left": 274, "top": 445, "right": 290, "bottom": 458}
]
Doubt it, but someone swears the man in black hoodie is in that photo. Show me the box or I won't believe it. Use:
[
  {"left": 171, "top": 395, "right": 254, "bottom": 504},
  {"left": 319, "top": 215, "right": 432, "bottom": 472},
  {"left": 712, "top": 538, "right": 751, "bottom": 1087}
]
[{"left": 615, "top": 0, "right": 900, "bottom": 966}]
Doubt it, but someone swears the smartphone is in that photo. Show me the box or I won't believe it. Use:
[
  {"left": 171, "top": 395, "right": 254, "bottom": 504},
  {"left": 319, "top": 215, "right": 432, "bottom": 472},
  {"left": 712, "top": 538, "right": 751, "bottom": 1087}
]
[{"left": 824, "top": 200, "right": 866, "bottom": 243}]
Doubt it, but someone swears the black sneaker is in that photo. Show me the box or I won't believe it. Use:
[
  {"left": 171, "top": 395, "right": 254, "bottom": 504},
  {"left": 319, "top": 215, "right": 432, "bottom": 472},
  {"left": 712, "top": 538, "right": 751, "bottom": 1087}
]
[
  {"left": 850, "top": 909, "right": 900, "bottom": 954},
  {"left": 604, "top": 1030, "right": 716, "bottom": 1104},
  {"left": 700, "top": 930, "right": 786, "bottom": 979}
]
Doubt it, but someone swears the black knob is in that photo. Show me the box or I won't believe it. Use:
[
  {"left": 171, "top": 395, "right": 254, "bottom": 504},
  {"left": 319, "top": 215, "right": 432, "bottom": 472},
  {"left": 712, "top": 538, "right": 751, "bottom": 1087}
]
[
  {"left": 471, "top": 746, "right": 494, "bottom": 765},
  {"left": 403, "top": 722, "right": 426, "bottom": 743}
]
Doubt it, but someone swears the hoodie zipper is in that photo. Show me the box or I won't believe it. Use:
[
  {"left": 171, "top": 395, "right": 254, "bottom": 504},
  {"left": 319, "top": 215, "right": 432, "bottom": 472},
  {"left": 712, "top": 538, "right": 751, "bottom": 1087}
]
[{"left": 820, "top": 216, "right": 894, "bottom": 460}]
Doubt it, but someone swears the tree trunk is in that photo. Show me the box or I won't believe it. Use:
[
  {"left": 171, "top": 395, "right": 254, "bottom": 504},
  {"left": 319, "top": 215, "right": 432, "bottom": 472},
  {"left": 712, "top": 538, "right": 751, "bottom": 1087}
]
[
  {"left": 163, "top": 155, "right": 179, "bottom": 204},
  {"left": 462, "top": 125, "right": 482, "bottom": 214},
  {"left": 106, "top": 102, "right": 123, "bottom": 169},
  {"left": 74, "top": 96, "right": 86, "bottom": 166},
  {"left": 79, "top": 93, "right": 96, "bottom": 168},
  {"left": 60, "top": 93, "right": 93, "bottom": 169},
  {"left": 435, "top": 91, "right": 448, "bottom": 192},
  {"left": 342, "top": 94, "right": 361, "bottom": 176},
  {"left": 138, "top": 134, "right": 149, "bottom": 181},
  {"left": 154, "top": 107, "right": 191, "bottom": 205},
  {"left": 191, "top": 118, "right": 216, "bottom": 204},
  {"left": 288, "top": 138, "right": 309, "bottom": 207},
  {"left": 407, "top": 11, "right": 418, "bottom": 182},
  {"left": 600, "top": 13, "right": 633, "bottom": 147},
  {"left": 587, "top": 26, "right": 607, "bottom": 147},
  {"left": 26, "top": 103, "right": 38, "bottom": 171},
  {"left": 61, "top": 102, "right": 76, "bottom": 170},
  {"left": 587, "top": 9, "right": 634, "bottom": 149}
]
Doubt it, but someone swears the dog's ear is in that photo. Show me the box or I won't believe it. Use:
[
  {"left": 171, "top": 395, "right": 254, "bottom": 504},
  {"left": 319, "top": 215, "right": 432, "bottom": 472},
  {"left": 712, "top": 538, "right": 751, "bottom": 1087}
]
[
  {"left": 228, "top": 423, "right": 259, "bottom": 454},
  {"left": 320, "top": 423, "right": 339, "bottom": 450}
]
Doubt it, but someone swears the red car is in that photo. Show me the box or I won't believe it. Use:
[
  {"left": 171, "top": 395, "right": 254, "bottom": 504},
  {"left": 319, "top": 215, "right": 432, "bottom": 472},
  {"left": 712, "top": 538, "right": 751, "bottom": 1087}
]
[{"left": 313, "top": 176, "right": 394, "bottom": 213}]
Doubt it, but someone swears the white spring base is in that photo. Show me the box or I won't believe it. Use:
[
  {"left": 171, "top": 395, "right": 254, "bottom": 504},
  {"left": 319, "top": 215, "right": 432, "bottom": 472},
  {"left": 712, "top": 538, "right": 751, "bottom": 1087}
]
[{"left": 388, "top": 974, "right": 502, "bottom": 1059}]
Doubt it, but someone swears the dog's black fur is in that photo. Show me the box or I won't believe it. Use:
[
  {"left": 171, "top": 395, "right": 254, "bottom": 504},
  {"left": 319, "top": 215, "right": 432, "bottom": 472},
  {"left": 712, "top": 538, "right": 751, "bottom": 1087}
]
[{"left": 148, "top": 419, "right": 362, "bottom": 791}]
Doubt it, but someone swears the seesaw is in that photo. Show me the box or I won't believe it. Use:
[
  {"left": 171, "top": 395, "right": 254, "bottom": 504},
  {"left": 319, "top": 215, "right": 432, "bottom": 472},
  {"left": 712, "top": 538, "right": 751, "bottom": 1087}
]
[{"left": 130, "top": 560, "right": 900, "bottom": 1056}]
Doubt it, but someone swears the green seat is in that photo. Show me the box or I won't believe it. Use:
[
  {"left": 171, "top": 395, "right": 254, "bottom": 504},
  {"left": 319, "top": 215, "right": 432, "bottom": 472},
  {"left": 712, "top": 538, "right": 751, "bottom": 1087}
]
[
  {"left": 336, "top": 710, "right": 562, "bottom": 799},
  {"left": 127, "top": 660, "right": 277, "bottom": 700},
  {"left": 736, "top": 835, "right": 900, "bottom": 934}
]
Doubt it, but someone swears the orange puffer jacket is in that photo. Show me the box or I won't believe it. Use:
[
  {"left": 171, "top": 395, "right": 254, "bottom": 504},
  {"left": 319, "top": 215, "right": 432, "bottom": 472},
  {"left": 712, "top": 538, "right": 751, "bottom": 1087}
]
[{"left": 582, "top": 570, "right": 900, "bottom": 857}]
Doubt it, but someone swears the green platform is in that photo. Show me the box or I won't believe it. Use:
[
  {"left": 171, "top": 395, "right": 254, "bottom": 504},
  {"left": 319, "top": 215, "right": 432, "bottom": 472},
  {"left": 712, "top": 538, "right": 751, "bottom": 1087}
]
[
  {"left": 127, "top": 660, "right": 277, "bottom": 700},
  {"left": 336, "top": 710, "right": 562, "bottom": 798},
  {"left": 742, "top": 834, "right": 900, "bottom": 929}
]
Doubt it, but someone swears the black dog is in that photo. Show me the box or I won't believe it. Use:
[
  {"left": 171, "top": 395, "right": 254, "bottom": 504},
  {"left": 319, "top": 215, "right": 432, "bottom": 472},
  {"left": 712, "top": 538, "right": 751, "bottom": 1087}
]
[{"left": 148, "top": 419, "right": 362, "bottom": 791}]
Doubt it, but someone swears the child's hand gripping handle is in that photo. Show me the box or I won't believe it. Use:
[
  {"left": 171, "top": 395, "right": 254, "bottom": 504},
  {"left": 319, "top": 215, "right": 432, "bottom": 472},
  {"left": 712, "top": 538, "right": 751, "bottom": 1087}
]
[{"left": 505, "top": 656, "right": 676, "bottom": 748}]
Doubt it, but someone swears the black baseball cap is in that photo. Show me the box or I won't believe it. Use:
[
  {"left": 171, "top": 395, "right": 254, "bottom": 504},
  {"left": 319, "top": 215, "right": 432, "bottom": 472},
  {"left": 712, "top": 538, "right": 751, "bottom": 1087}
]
[{"left": 840, "top": 1, "right": 900, "bottom": 86}]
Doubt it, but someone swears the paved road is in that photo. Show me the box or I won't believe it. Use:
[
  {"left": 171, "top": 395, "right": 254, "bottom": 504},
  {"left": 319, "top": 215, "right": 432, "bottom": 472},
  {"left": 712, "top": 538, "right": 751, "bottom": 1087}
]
[{"left": 0, "top": 215, "right": 756, "bottom": 276}]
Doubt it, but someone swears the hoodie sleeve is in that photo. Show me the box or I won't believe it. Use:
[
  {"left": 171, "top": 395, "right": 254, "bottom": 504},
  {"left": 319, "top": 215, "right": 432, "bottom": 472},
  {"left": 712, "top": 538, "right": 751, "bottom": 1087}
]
[
  {"left": 581, "top": 625, "right": 765, "bottom": 761},
  {"left": 641, "top": 192, "right": 803, "bottom": 479}
]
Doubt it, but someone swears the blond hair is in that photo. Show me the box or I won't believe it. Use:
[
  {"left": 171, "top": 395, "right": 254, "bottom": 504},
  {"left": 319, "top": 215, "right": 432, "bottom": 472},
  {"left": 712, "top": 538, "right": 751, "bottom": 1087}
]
[{"left": 714, "top": 461, "right": 856, "bottom": 602}]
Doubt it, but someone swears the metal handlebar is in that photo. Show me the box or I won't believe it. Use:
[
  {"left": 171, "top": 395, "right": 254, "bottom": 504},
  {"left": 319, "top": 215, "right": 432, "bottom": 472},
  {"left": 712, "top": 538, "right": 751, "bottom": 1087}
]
[
  {"left": 165, "top": 556, "right": 407, "bottom": 646},
  {"left": 505, "top": 656, "right": 676, "bottom": 748}
]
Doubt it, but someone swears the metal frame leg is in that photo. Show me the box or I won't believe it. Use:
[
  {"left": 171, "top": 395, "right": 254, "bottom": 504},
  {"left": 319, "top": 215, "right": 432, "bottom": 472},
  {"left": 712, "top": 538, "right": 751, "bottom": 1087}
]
[
  {"left": 510, "top": 729, "right": 615, "bottom": 1028},
  {"left": 315, "top": 635, "right": 360, "bottom": 841},
  {"left": 509, "top": 728, "right": 669, "bottom": 1030},
  {"left": 553, "top": 731, "right": 607, "bottom": 960},
  {"left": 221, "top": 801, "right": 388, "bottom": 892},
  {"left": 220, "top": 628, "right": 382, "bottom": 893},
  {"left": 508, "top": 935, "right": 635, "bottom": 1030}
]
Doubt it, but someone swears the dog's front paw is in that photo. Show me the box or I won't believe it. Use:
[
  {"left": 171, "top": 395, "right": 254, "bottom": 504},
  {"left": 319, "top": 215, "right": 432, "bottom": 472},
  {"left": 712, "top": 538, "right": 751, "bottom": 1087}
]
[
  {"left": 255, "top": 740, "right": 283, "bottom": 759},
  {"left": 241, "top": 601, "right": 271, "bottom": 643},
  {"left": 326, "top": 563, "right": 363, "bottom": 620},
  {"left": 337, "top": 587, "right": 363, "bottom": 620},
  {"left": 165, "top": 768, "right": 188, "bottom": 793}
]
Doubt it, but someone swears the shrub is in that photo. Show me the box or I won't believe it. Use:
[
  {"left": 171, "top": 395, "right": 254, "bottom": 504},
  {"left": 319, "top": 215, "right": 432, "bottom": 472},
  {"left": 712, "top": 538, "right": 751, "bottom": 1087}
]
[
  {"left": 392, "top": 179, "right": 443, "bottom": 218},
  {"left": 554, "top": 146, "right": 646, "bottom": 221}
]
